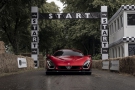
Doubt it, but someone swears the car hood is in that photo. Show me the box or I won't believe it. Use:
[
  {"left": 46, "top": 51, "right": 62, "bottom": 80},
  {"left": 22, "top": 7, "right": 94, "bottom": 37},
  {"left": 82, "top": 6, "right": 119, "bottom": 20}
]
[
  {"left": 57, "top": 56, "right": 83, "bottom": 61},
  {"left": 49, "top": 55, "right": 90, "bottom": 66}
]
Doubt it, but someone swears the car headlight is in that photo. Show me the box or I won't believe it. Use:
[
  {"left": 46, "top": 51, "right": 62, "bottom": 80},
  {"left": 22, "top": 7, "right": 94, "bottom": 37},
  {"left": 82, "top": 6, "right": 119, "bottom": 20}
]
[
  {"left": 47, "top": 60, "right": 55, "bottom": 69},
  {"left": 83, "top": 60, "right": 90, "bottom": 69}
]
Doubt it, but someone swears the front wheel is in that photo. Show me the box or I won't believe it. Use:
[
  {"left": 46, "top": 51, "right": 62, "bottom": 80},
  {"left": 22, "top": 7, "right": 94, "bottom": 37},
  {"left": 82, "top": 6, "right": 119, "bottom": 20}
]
[{"left": 46, "top": 69, "right": 56, "bottom": 75}]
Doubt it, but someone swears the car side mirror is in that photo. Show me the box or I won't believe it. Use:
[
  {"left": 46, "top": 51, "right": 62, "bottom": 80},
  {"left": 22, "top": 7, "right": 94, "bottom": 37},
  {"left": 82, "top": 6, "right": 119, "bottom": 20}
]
[
  {"left": 88, "top": 55, "right": 91, "bottom": 57},
  {"left": 47, "top": 54, "right": 50, "bottom": 57}
]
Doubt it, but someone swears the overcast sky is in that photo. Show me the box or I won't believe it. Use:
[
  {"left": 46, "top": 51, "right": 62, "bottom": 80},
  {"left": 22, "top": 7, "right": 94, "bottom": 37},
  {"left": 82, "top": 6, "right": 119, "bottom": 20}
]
[{"left": 46, "top": 0, "right": 64, "bottom": 12}]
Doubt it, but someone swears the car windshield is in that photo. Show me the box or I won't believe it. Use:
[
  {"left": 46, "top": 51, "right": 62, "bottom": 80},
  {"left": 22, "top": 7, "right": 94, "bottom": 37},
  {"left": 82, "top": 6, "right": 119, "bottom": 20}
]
[{"left": 53, "top": 50, "right": 83, "bottom": 56}]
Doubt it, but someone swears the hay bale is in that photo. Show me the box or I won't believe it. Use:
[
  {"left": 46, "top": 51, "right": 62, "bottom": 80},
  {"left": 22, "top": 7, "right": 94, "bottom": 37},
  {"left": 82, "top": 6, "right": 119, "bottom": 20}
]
[
  {"left": 127, "top": 56, "right": 134, "bottom": 74},
  {"left": 38, "top": 54, "right": 45, "bottom": 68},
  {"left": 38, "top": 54, "right": 44, "bottom": 61},
  {"left": 0, "top": 41, "right": 5, "bottom": 49},
  {"left": 0, "top": 53, "right": 18, "bottom": 73},
  {"left": 119, "top": 57, "right": 129, "bottom": 73},
  {"left": 39, "top": 60, "right": 45, "bottom": 68},
  {"left": 130, "top": 56, "right": 135, "bottom": 75},
  {"left": 26, "top": 57, "right": 34, "bottom": 69},
  {"left": 119, "top": 56, "right": 135, "bottom": 75},
  {"left": 92, "top": 60, "right": 102, "bottom": 69},
  {"left": 17, "top": 55, "right": 34, "bottom": 70},
  {"left": 0, "top": 54, "right": 4, "bottom": 73},
  {"left": 21, "top": 53, "right": 31, "bottom": 57},
  {"left": 0, "top": 53, "right": 35, "bottom": 75},
  {"left": 28, "top": 57, "right": 34, "bottom": 69},
  {"left": 5, "top": 53, "right": 18, "bottom": 73},
  {"left": 0, "top": 41, "right": 5, "bottom": 54}
]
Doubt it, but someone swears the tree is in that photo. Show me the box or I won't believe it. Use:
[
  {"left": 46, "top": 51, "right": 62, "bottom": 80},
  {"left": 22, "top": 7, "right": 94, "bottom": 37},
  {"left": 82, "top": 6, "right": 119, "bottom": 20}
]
[
  {"left": 59, "top": 0, "right": 135, "bottom": 57},
  {"left": 0, "top": 0, "right": 45, "bottom": 54},
  {"left": 0, "top": 0, "right": 8, "bottom": 12},
  {"left": 38, "top": 2, "right": 65, "bottom": 55}
]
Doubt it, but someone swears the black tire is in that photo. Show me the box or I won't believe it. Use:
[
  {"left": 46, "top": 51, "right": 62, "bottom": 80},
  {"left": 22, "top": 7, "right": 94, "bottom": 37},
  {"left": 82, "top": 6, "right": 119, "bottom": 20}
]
[
  {"left": 85, "top": 72, "right": 91, "bottom": 75},
  {"left": 46, "top": 72, "right": 49, "bottom": 75},
  {"left": 46, "top": 71, "right": 56, "bottom": 75}
]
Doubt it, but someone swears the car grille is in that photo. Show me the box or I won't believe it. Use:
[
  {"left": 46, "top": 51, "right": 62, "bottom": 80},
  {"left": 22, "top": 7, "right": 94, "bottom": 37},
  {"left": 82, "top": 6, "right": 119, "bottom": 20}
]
[{"left": 58, "top": 66, "right": 80, "bottom": 70}]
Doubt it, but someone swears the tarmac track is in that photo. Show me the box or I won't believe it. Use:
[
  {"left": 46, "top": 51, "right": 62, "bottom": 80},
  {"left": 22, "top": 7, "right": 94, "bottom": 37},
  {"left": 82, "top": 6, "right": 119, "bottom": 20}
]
[{"left": 0, "top": 69, "right": 135, "bottom": 90}]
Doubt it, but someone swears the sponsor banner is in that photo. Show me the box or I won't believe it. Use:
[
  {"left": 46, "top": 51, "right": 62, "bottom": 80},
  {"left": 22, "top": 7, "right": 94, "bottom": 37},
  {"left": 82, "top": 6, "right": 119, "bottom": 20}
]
[
  {"left": 110, "top": 60, "right": 119, "bottom": 71},
  {"left": 102, "top": 61, "right": 109, "bottom": 69},
  {"left": 32, "top": 48, "right": 38, "bottom": 54},
  {"left": 31, "top": 13, "right": 38, "bottom": 18},
  {"left": 102, "top": 48, "right": 108, "bottom": 54},
  {"left": 101, "top": 12, "right": 108, "bottom": 17},
  {"left": 39, "top": 13, "right": 101, "bottom": 19},
  {"left": 17, "top": 58, "right": 27, "bottom": 68}
]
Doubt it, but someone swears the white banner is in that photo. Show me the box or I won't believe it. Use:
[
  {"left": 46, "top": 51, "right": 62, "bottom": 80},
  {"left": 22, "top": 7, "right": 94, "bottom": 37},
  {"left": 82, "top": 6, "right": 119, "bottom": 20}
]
[
  {"left": 110, "top": 60, "right": 119, "bottom": 71},
  {"left": 102, "top": 61, "right": 109, "bottom": 69},
  {"left": 17, "top": 58, "right": 27, "bottom": 68}
]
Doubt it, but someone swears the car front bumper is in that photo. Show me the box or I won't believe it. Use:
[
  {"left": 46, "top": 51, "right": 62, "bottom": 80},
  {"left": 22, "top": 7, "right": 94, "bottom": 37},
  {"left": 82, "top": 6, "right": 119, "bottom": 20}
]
[{"left": 46, "top": 70, "right": 92, "bottom": 75}]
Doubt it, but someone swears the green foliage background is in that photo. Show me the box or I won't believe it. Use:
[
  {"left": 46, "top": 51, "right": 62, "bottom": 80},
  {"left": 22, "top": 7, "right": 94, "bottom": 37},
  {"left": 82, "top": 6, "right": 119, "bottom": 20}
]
[{"left": 0, "top": 0, "right": 135, "bottom": 59}]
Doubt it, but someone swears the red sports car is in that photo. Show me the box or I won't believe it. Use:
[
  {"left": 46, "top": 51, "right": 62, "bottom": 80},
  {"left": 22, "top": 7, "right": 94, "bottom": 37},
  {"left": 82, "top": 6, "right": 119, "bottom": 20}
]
[{"left": 45, "top": 49, "right": 92, "bottom": 75}]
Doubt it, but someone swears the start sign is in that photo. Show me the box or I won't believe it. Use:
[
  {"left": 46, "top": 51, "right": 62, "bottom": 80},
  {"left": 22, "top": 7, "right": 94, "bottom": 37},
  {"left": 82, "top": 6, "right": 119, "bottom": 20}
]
[
  {"left": 39, "top": 13, "right": 101, "bottom": 19},
  {"left": 31, "top": 6, "right": 108, "bottom": 68}
]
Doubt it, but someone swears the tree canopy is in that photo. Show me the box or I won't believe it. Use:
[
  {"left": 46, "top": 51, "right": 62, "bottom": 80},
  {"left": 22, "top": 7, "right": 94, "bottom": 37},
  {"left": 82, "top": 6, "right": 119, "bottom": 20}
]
[
  {"left": 0, "top": 0, "right": 135, "bottom": 59},
  {"left": 0, "top": 0, "right": 45, "bottom": 54},
  {"left": 59, "top": 0, "right": 135, "bottom": 59}
]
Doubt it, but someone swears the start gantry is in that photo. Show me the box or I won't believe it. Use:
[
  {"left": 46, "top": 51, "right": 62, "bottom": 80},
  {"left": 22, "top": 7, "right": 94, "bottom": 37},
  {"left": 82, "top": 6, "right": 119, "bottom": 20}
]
[{"left": 39, "top": 12, "right": 101, "bottom": 19}]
